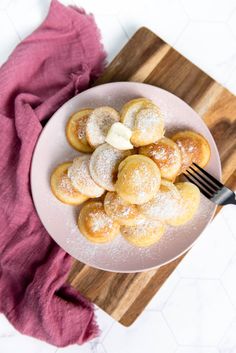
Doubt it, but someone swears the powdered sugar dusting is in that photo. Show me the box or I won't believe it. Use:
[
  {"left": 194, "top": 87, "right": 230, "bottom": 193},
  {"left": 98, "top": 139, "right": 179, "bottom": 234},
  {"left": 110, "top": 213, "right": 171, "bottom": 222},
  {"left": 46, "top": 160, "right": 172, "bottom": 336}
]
[
  {"left": 123, "top": 103, "right": 144, "bottom": 129},
  {"left": 104, "top": 192, "right": 138, "bottom": 222},
  {"left": 129, "top": 161, "right": 159, "bottom": 194},
  {"left": 63, "top": 192, "right": 210, "bottom": 271},
  {"left": 58, "top": 174, "right": 75, "bottom": 195},
  {"left": 176, "top": 138, "right": 198, "bottom": 170},
  {"left": 68, "top": 156, "right": 104, "bottom": 197},
  {"left": 135, "top": 108, "right": 162, "bottom": 130},
  {"left": 151, "top": 146, "right": 179, "bottom": 164},
  {"left": 122, "top": 218, "right": 163, "bottom": 238},
  {"left": 140, "top": 184, "right": 182, "bottom": 221},
  {"left": 90, "top": 143, "right": 129, "bottom": 191},
  {"left": 77, "top": 115, "right": 88, "bottom": 140},
  {"left": 86, "top": 107, "right": 120, "bottom": 146},
  {"left": 133, "top": 108, "right": 164, "bottom": 143},
  {"left": 89, "top": 211, "right": 114, "bottom": 232}
]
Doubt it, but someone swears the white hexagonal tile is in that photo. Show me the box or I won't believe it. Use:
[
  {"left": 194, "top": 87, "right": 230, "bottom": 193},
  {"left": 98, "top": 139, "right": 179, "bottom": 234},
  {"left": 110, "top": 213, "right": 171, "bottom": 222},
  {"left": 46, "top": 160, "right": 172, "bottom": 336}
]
[
  {"left": 176, "top": 348, "right": 218, "bottom": 353},
  {"left": 95, "top": 307, "right": 115, "bottom": 341},
  {"left": 7, "top": 0, "right": 51, "bottom": 40},
  {"left": 179, "top": 0, "right": 236, "bottom": 21},
  {"left": 221, "top": 252, "right": 236, "bottom": 308},
  {"left": 0, "top": 0, "right": 12, "bottom": 10},
  {"left": 163, "top": 279, "right": 235, "bottom": 346},
  {"left": 93, "top": 15, "right": 128, "bottom": 63},
  {"left": 221, "top": 206, "right": 236, "bottom": 239},
  {"left": 58, "top": 0, "right": 75, "bottom": 6},
  {"left": 89, "top": 341, "right": 107, "bottom": 353},
  {"left": 228, "top": 8, "right": 236, "bottom": 39},
  {"left": 146, "top": 270, "right": 180, "bottom": 311},
  {"left": 56, "top": 343, "right": 91, "bottom": 353},
  {"left": 225, "top": 66, "right": 236, "bottom": 95},
  {"left": 56, "top": 308, "right": 114, "bottom": 353},
  {"left": 0, "top": 333, "right": 56, "bottom": 353},
  {"left": 73, "top": 0, "right": 120, "bottom": 15},
  {"left": 177, "top": 213, "right": 236, "bottom": 278},
  {"left": 0, "top": 10, "right": 19, "bottom": 65},
  {"left": 219, "top": 317, "right": 236, "bottom": 353},
  {"left": 175, "top": 22, "right": 236, "bottom": 86},
  {"left": 103, "top": 311, "right": 177, "bottom": 353},
  {"left": 118, "top": 0, "right": 189, "bottom": 45},
  {"left": 0, "top": 314, "right": 18, "bottom": 337}
]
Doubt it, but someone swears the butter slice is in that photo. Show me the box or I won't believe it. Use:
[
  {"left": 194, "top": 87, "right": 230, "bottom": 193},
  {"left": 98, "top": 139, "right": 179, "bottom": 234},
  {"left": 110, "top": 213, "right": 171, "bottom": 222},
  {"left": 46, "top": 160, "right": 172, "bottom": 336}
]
[{"left": 105, "top": 122, "right": 133, "bottom": 150}]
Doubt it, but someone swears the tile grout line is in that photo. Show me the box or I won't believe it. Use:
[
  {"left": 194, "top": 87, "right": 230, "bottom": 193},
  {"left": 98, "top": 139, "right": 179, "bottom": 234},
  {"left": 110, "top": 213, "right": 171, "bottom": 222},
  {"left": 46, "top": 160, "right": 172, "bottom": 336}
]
[
  {"left": 5, "top": 8, "right": 22, "bottom": 41},
  {"left": 219, "top": 277, "right": 236, "bottom": 311},
  {"left": 160, "top": 311, "right": 180, "bottom": 346},
  {"left": 145, "top": 272, "right": 181, "bottom": 312},
  {"left": 116, "top": 15, "right": 130, "bottom": 40},
  {"left": 221, "top": 211, "right": 236, "bottom": 238},
  {"left": 0, "top": 0, "right": 13, "bottom": 11},
  {"left": 99, "top": 320, "right": 116, "bottom": 344},
  {"left": 172, "top": 19, "right": 190, "bottom": 47},
  {"left": 177, "top": 0, "right": 191, "bottom": 20},
  {"left": 216, "top": 282, "right": 236, "bottom": 347},
  {"left": 216, "top": 310, "right": 236, "bottom": 349}
]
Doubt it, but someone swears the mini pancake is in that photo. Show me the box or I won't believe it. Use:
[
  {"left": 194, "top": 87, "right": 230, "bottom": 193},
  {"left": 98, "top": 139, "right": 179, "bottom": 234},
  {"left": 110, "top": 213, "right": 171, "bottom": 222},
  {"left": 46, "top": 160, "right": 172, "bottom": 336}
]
[
  {"left": 120, "top": 218, "right": 165, "bottom": 247},
  {"left": 131, "top": 106, "right": 164, "bottom": 147},
  {"left": 115, "top": 154, "right": 161, "bottom": 205},
  {"left": 78, "top": 201, "right": 120, "bottom": 243},
  {"left": 168, "top": 182, "right": 200, "bottom": 226},
  {"left": 172, "top": 130, "right": 211, "bottom": 173},
  {"left": 139, "top": 137, "right": 181, "bottom": 181},
  {"left": 86, "top": 106, "right": 120, "bottom": 148},
  {"left": 67, "top": 156, "right": 105, "bottom": 198},
  {"left": 50, "top": 162, "right": 88, "bottom": 205},
  {"left": 89, "top": 143, "right": 131, "bottom": 191},
  {"left": 66, "top": 109, "right": 94, "bottom": 153},
  {"left": 138, "top": 180, "right": 181, "bottom": 223},
  {"left": 104, "top": 191, "right": 140, "bottom": 226},
  {"left": 120, "top": 97, "right": 153, "bottom": 129}
]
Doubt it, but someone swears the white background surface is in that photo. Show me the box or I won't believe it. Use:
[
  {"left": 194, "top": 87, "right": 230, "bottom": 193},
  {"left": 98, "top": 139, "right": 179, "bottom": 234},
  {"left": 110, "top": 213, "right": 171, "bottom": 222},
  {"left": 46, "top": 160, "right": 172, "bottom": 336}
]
[{"left": 0, "top": 0, "right": 236, "bottom": 352}]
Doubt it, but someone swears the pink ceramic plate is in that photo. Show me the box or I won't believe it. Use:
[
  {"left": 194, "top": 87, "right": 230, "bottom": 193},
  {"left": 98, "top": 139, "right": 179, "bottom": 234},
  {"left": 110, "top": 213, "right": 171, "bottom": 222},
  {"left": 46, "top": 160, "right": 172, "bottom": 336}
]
[{"left": 31, "top": 82, "right": 221, "bottom": 272}]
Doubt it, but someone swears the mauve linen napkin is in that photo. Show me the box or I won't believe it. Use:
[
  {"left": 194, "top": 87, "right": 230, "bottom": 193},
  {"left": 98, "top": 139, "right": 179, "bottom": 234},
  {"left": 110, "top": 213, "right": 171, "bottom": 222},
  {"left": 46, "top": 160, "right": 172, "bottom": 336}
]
[{"left": 0, "top": 0, "right": 106, "bottom": 347}]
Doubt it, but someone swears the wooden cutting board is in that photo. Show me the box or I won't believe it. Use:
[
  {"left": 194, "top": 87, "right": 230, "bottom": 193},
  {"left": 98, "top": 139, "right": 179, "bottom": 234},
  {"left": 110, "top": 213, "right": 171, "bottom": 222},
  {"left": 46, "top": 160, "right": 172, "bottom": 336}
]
[{"left": 68, "top": 27, "right": 236, "bottom": 326}]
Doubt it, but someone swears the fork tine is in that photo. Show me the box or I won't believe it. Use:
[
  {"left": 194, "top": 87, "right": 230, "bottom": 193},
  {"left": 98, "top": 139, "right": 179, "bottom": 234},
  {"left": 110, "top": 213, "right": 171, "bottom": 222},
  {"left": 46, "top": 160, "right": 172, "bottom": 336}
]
[
  {"left": 184, "top": 170, "right": 216, "bottom": 195},
  {"left": 192, "top": 162, "right": 222, "bottom": 188},
  {"left": 183, "top": 173, "right": 213, "bottom": 199},
  {"left": 189, "top": 166, "right": 220, "bottom": 192}
]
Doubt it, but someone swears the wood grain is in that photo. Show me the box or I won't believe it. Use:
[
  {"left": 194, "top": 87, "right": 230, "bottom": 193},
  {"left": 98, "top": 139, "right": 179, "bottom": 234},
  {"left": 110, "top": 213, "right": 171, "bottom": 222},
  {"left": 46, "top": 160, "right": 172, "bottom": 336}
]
[{"left": 68, "top": 27, "right": 236, "bottom": 325}]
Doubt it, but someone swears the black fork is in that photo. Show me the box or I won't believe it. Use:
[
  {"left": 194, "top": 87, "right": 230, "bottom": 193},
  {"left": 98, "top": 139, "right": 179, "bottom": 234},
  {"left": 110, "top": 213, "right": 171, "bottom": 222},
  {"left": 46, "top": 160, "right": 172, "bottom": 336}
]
[{"left": 183, "top": 163, "right": 236, "bottom": 205}]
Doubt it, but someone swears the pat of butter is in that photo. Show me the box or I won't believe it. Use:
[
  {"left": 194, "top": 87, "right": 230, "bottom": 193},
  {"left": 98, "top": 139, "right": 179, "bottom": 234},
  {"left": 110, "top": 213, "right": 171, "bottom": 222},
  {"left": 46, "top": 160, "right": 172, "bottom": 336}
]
[{"left": 105, "top": 122, "right": 133, "bottom": 150}]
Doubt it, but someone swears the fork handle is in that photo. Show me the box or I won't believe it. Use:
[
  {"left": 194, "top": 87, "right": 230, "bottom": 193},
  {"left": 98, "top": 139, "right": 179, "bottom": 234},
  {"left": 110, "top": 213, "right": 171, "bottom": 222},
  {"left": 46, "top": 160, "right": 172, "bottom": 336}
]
[{"left": 225, "top": 192, "right": 236, "bottom": 205}]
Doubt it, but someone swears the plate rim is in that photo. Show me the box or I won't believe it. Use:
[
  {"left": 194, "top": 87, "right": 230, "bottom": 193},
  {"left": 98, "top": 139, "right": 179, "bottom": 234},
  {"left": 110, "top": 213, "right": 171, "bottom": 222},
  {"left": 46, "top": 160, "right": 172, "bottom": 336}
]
[{"left": 30, "top": 81, "right": 221, "bottom": 273}]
